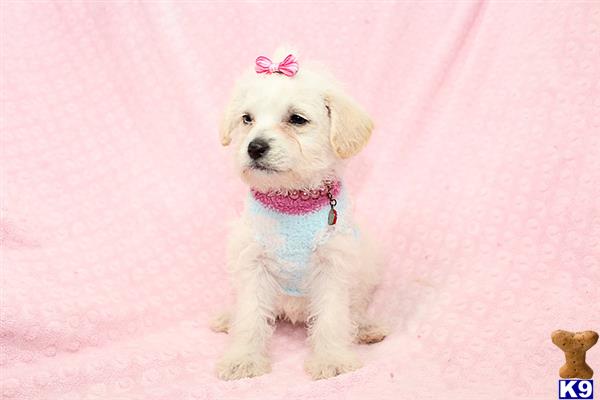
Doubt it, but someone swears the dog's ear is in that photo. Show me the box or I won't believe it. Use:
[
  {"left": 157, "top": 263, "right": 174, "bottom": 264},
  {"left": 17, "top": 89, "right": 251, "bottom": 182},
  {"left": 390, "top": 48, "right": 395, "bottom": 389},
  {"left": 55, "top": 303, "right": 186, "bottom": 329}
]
[
  {"left": 219, "top": 100, "right": 236, "bottom": 147},
  {"left": 326, "top": 92, "right": 373, "bottom": 159}
]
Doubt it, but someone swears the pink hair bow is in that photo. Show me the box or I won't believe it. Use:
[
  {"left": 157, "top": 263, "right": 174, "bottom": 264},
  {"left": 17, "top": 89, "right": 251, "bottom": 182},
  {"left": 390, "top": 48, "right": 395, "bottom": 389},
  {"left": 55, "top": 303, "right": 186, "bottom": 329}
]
[{"left": 255, "top": 54, "right": 299, "bottom": 77}]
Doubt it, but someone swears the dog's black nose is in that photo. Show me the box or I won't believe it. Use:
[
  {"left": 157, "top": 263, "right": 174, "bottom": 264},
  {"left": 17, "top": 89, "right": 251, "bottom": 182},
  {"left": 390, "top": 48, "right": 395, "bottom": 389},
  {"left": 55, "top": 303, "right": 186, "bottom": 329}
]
[{"left": 247, "top": 138, "right": 270, "bottom": 160}]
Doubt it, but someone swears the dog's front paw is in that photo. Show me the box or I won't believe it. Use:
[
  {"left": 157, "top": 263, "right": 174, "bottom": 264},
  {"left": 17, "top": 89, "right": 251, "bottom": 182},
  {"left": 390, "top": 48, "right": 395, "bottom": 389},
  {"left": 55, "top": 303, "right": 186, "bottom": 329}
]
[
  {"left": 304, "top": 350, "right": 362, "bottom": 380},
  {"left": 216, "top": 352, "right": 271, "bottom": 380}
]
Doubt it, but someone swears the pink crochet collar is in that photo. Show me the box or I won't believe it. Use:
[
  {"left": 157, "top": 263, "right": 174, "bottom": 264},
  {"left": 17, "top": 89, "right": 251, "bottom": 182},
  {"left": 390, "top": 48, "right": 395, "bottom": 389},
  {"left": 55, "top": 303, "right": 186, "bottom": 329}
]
[{"left": 251, "top": 181, "right": 341, "bottom": 215}]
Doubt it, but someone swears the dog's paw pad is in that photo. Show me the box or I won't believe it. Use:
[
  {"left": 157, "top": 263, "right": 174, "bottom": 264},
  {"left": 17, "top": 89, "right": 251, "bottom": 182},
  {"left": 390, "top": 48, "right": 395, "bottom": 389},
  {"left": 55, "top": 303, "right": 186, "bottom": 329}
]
[
  {"left": 216, "top": 354, "right": 271, "bottom": 380},
  {"left": 357, "top": 323, "right": 389, "bottom": 344},
  {"left": 305, "top": 352, "right": 362, "bottom": 380}
]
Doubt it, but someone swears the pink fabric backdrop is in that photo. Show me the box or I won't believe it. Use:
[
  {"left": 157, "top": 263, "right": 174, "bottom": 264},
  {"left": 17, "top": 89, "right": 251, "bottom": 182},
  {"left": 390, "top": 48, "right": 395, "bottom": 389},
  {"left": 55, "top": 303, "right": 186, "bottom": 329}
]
[{"left": 1, "top": 2, "right": 599, "bottom": 399}]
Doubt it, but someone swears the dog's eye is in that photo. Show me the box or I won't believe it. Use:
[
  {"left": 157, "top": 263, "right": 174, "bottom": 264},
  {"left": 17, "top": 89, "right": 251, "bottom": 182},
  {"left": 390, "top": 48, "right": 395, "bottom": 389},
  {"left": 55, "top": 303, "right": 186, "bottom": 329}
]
[
  {"left": 242, "top": 114, "right": 253, "bottom": 125},
  {"left": 289, "top": 114, "right": 308, "bottom": 125}
]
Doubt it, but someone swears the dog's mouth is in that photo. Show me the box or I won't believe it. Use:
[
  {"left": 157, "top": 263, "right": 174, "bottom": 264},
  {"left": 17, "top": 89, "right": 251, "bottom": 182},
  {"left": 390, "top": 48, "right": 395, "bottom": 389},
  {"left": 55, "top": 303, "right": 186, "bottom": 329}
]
[{"left": 249, "top": 161, "right": 280, "bottom": 174}]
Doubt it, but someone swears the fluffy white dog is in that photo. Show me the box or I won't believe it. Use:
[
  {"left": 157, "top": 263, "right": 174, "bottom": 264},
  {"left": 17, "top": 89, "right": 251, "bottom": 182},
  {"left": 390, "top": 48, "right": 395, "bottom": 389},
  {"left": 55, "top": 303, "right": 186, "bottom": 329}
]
[{"left": 212, "top": 48, "right": 387, "bottom": 380}]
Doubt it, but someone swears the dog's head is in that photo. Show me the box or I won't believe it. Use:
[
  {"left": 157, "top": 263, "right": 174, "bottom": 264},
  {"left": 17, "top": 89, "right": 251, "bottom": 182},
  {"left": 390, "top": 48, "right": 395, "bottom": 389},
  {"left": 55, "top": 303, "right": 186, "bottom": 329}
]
[{"left": 219, "top": 48, "right": 373, "bottom": 191}]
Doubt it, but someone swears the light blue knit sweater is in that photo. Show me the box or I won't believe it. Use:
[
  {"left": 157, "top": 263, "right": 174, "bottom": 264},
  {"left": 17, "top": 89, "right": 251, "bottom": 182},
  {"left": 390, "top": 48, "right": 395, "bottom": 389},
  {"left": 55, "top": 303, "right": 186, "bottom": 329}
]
[{"left": 246, "top": 187, "right": 356, "bottom": 296}]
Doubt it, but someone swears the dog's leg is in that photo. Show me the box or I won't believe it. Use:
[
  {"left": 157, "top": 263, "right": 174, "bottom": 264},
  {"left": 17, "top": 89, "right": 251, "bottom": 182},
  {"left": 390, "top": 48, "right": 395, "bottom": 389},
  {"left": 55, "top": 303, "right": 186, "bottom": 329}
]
[
  {"left": 350, "top": 236, "right": 388, "bottom": 345},
  {"left": 351, "top": 287, "right": 388, "bottom": 345},
  {"left": 304, "top": 236, "right": 362, "bottom": 380},
  {"left": 216, "top": 258, "right": 278, "bottom": 380}
]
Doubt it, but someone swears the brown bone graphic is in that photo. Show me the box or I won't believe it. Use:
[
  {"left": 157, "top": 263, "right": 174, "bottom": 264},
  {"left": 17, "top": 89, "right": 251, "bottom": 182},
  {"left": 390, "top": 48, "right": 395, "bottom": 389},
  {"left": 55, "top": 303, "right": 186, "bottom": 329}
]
[{"left": 551, "top": 330, "right": 598, "bottom": 379}]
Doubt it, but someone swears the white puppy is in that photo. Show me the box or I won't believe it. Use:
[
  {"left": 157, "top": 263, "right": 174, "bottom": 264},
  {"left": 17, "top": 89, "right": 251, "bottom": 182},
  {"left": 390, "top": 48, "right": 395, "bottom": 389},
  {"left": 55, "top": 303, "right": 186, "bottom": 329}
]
[{"left": 212, "top": 48, "right": 387, "bottom": 380}]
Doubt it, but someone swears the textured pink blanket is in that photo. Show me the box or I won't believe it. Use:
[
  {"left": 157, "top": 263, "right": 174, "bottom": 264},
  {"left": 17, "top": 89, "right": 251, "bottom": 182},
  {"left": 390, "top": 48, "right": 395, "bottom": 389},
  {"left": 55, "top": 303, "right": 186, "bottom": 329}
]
[{"left": 1, "top": 2, "right": 599, "bottom": 399}]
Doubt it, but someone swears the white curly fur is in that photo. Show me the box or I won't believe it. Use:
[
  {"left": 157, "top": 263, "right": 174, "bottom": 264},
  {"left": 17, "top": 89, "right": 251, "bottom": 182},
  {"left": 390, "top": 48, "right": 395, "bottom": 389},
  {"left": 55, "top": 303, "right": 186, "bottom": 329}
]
[{"left": 214, "top": 47, "right": 387, "bottom": 380}]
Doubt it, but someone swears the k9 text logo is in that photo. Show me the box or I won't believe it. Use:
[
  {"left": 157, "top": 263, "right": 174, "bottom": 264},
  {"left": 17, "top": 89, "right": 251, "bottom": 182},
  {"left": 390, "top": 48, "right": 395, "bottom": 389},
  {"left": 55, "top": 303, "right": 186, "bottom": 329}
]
[{"left": 559, "top": 380, "right": 594, "bottom": 399}]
